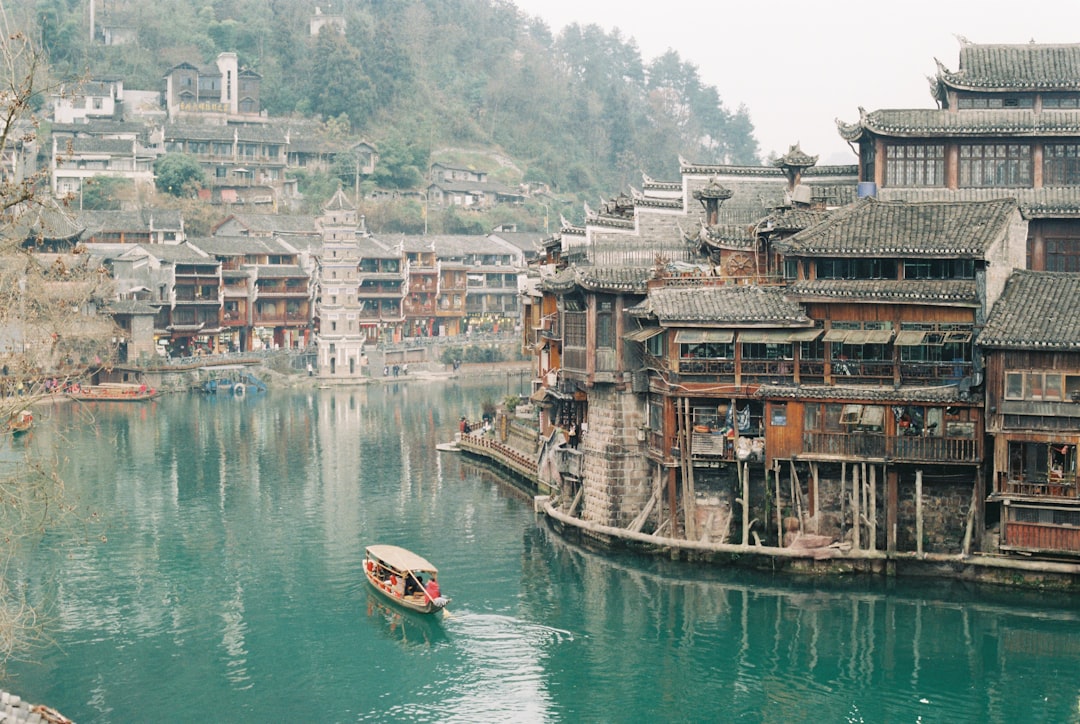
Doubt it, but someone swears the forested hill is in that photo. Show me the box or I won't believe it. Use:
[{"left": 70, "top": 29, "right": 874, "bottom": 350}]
[{"left": 24, "top": 0, "right": 760, "bottom": 196}]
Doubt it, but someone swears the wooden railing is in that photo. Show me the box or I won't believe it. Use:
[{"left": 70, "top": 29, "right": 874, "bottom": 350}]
[
  {"left": 801, "top": 431, "right": 979, "bottom": 462},
  {"left": 999, "top": 471, "right": 1079, "bottom": 499}
]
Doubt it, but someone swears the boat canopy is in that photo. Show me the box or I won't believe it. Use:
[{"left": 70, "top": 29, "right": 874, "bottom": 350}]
[{"left": 366, "top": 545, "right": 438, "bottom": 574}]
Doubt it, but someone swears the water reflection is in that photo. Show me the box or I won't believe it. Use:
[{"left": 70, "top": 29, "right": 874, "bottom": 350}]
[
  {"left": 4, "top": 384, "right": 1079, "bottom": 723},
  {"left": 523, "top": 521, "right": 1080, "bottom": 722},
  {"left": 364, "top": 593, "right": 448, "bottom": 651}
]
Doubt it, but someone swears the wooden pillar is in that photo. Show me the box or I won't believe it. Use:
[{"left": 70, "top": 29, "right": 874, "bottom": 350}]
[
  {"left": 851, "top": 464, "right": 861, "bottom": 551},
  {"left": 775, "top": 464, "right": 783, "bottom": 546},
  {"left": 886, "top": 467, "right": 899, "bottom": 554},
  {"left": 915, "top": 469, "right": 924, "bottom": 557},
  {"left": 667, "top": 467, "right": 679, "bottom": 538},
  {"left": 869, "top": 464, "right": 878, "bottom": 553},
  {"left": 741, "top": 461, "right": 750, "bottom": 546}
]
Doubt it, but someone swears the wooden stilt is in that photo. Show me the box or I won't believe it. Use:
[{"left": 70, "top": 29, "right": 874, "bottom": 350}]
[
  {"left": 840, "top": 462, "right": 848, "bottom": 541},
  {"left": 775, "top": 463, "right": 783, "bottom": 546},
  {"left": 869, "top": 464, "right": 877, "bottom": 553},
  {"left": 962, "top": 477, "right": 979, "bottom": 556},
  {"left": 916, "top": 469, "right": 924, "bottom": 557},
  {"left": 851, "top": 464, "right": 861, "bottom": 551},
  {"left": 741, "top": 461, "right": 750, "bottom": 546}
]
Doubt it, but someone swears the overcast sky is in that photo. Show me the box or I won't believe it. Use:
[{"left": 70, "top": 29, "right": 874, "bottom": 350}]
[{"left": 512, "top": 0, "right": 1080, "bottom": 165}]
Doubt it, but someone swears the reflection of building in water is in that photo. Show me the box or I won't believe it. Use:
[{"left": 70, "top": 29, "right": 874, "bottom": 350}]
[{"left": 525, "top": 521, "right": 1080, "bottom": 709}]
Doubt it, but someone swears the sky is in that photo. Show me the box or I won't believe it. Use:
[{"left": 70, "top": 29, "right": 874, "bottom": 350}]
[{"left": 511, "top": 0, "right": 1080, "bottom": 165}]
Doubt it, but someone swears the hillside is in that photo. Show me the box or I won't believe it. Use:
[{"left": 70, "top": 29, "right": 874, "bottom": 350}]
[{"left": 19, "top": 0, "right": 761, "bottom": 225}]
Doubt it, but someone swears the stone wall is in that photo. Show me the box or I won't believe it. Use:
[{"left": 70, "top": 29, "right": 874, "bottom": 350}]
[{"left": 580, "top": 386, "right": 651, "bottom": 527}]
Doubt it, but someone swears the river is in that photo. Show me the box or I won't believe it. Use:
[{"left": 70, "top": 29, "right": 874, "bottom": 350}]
[{"left": 2, "top": 379, "right": 1078, "bottom": 723}]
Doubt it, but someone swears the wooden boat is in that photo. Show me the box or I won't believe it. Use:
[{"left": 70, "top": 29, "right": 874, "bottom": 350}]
[
  {"left": 363, "top": 545, "right": 449, "bottom": 615},
  {"left": 6, "top": 410, "right": 33, "bottom": 435},
  {"left": 67, "top": 382, "right": 160, "bottom": 402}
]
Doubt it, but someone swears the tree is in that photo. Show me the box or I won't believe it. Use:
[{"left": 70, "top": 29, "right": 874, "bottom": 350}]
[
  {"left": 154, "top": 153, "right": 206, "bottom": 197},
  {"left": 0, "top": 21, "right": 112, "bottom": 676},
  {"left": 79, "top": 176, "right": 132, "bottom": 210}
]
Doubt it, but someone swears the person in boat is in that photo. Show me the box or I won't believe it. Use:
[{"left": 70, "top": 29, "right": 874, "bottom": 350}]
[
  {"left": 404, "top": 573, "right": 420, "bottom": 596},
  {"left": 424, "top": 577, "right": 440, "bottom": 601}
]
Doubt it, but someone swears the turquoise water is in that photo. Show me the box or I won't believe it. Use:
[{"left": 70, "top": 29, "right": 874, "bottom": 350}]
[{"left": 2, "top": 381, "right": 1079, "bottom": 723}]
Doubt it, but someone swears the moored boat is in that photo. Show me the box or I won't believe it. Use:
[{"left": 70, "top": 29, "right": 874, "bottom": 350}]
[
  {"left": 363, "top": 545, "right": 449, "bottom": 615},
  {"left": 67, "top": 382, "right": 160, "bottom": 402},
  {"left": 6, "top": 410, "right": 33, "bottom": 435}
]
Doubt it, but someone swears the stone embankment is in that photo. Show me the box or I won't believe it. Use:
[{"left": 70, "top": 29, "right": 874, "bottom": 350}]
[{"left": 0, "top": 691, "right": 70, "bottom": 723}]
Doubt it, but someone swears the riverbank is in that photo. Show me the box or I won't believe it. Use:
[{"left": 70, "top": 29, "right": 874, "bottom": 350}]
[{"left": 452, "top": 418, "right": 1080, "bottom": 592}]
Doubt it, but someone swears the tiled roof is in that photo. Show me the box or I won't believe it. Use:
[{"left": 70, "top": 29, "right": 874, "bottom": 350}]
[
  {"left": 978, "top": 270, "right": 1080, "bottom": 349},
  {"left": 399, "top": 234, "right": 523, "bottom": 260},
  {"left": 256, "top": 264, "right": 307, "bottom": 279},
  {"left": 940, "top": 43, "right": 1080, "bottom": 91},
  {"left": 77, "top": 208, "right": 184, "bottom": 234},
  {"left": 758, "top": 383, "right": 967, "bottom": 404},
  {"left": 838, "top": 108, "right": 1080, "bottom": 141},
  {"left": 877, "top": 186, "right": 1080, "bottom": 218},
  {"left": 163, "top": 124, "right": 289, "bottom": 143},
  {"left": 542, "top": 265, "right": 653, "bottom": 294},
  {"left": 698, "top": 222, "right": 757, "bottom": 250},
  {"left": 786, "top": 279, "right": 979, "bottom": 304},
  {"left": 629, "top": 285, "right": 809, "bottom": 324},
  {"left": 756, "top": 207, "right": 832, "bottom": 234},
  {"left": 65, "top": 137, "right": 135, "bottom": 154},
  {"left": 190, "top": 235, "right": 291, "bottom": 255},
  {"left": 213, "top": 213, "right": 320, "bottom": 235},
  {"left": 782, "top": 197, "right": 1015, "bottom": 257},
  {"left": 105, "top": 299, "right": 158, "bottom": 315},
  {"left": 139, "top": 242, "right": 214, "bottom": 263}
]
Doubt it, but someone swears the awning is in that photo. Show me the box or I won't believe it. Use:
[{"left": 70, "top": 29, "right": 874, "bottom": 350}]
[
  {"left": 894, "top": 330, "right": 928, "bottom": 346},
  {"left": 624, "top": 327, "right": 664, "bottom": 342},
  {"left": 739, "top": 328, "right": 821, "bottom": 343},
  {"left": 786, "top": 328, "right": 824, "bottom": 342},
  {"left": 674, "top": 329, "right": 734, "bottom": 344},
  {"left": 832, "top": 329, "right": 893, "bottom": 345},
  {"left": 863, "top": 329, "right": 894, "bottom": 344},
  {"left": 738, "top": 330, "right": 796, "bottom": 343},
  {"left": 823, "top": 328, "right": 853, "bottom": 342}
]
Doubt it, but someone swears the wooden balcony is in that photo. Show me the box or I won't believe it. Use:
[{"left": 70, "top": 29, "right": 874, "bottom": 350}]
[
  {"left": 801, "top": 431, "right": 979, "bottom": 463},
  {"left": 677, "top": 359, "right": 735, "bottom": 376},
  {"left": 252, "top": 313, "right": 310, "bottom": 326},
  {"left": 998, "top": 471, "right": 1079, "bottom": 499}
]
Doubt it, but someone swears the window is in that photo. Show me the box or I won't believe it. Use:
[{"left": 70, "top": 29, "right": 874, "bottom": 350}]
[
  {"left": 884, "top": 144, "right": 945, "bottom": 187},
  {"left": 903, "top": 259, "right": 975, "bottom": 280},
  {"left": 646, "top": 332, "right": 664, "bottom": 358},
  {"left": 770, "top": 403, "right": 787, "bottom": 427},
  {"left": 956, "top": 93, "right": 1034, "bottom": 109},
  {"left": 816, "top": 258, "right": 898, "bottom": 280},
  {"left": 563, "top": 312, "right": 586, "bottom": 348},
  {"left": 1009, "top": 372, "right": 1080, "bottom": 401},
  {"left": 959, "top": 144, "right": 1032, "bottom": 188},
  {"left": 1042, "top": 94, "right": 1080, "bottom": 109},
  {"left": 1044, "top": 144, "right": 1080, "bottom": 186},
  {"left": 1005, "top": 372, "right": 1024, "bottom": 400},
  {"left": 596, "top": 300, "right": 614, "bottom": 349},
  {"left": 741, "top": 342, "right": 793, "bottom": 360},
  {"left": 1045, "top": 238, "right": 1080, "bottom": 272}
]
